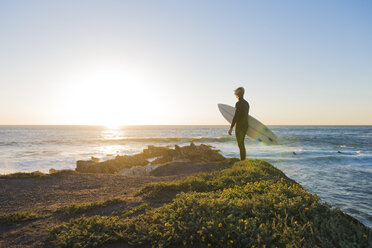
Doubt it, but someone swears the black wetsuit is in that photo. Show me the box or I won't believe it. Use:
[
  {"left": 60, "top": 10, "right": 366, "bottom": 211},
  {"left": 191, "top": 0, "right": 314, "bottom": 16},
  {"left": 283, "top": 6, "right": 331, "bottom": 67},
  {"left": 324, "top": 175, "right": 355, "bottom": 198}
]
[{"left": 230, "top": 97, "right": 249, "bottom": 160}]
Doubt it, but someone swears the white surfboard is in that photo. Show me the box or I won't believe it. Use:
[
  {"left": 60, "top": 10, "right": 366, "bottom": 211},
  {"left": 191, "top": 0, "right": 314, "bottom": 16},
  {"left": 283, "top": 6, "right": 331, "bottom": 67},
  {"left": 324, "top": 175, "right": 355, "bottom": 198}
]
[{"left": 218, "top": 103, "right": 278, "bottom": 145}]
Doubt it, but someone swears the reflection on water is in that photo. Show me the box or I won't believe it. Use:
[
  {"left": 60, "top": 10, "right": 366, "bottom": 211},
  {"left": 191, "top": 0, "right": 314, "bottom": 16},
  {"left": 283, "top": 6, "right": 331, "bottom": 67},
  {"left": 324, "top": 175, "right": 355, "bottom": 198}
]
[{"left": 102, "top": 125, "right": 123, "bottom": 139}]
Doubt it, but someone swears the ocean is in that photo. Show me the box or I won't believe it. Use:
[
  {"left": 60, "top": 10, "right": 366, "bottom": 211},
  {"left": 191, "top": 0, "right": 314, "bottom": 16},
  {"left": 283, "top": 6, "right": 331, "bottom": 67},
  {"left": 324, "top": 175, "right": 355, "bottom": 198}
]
[{"left": 0, "top": 125, "right": 371, "bottom": 228}]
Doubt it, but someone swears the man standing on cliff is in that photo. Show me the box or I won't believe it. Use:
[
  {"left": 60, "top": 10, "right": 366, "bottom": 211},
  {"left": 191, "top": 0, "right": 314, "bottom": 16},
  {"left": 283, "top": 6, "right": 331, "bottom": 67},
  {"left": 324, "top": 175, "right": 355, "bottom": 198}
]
[{"left": 228, "top": 87, "right": 249, "bottom": 160}]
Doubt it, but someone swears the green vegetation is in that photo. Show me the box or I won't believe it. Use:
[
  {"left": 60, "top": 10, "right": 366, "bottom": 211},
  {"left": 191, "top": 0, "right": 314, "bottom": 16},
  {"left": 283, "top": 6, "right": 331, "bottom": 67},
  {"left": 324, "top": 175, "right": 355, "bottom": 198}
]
[
  {"left": 0, "top": 211, "right": 43, "bottom": 225},
  {"left": 112, "top": 203, "right": 152, "bottom": 218},
  {"left": 54, "top": 197, "right": 125, "bottom": 217},
  {"left": 49, "top": 169, "right": 77, "bottom": 176},
  {"left": 48, "top": 159, "right": 371, "bottom": 248},
  {"left": 0, "top": 169, "right": 76, "bottom": 179},
  {"left": 136, "top": 159, "right": 294, "bottom": 199},
  {"left": 0, "top": 171, "right": 49, "bottom": 179},
  {"left": 49, "top": 215, "right": 123, "bottom": 247}
]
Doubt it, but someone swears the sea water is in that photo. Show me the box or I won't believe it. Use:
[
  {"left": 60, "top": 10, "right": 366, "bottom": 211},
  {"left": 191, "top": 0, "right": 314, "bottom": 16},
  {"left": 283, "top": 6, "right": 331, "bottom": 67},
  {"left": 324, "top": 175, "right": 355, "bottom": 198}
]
[{"left": 0, "top": 125, "right": 371, "bottom": 227}]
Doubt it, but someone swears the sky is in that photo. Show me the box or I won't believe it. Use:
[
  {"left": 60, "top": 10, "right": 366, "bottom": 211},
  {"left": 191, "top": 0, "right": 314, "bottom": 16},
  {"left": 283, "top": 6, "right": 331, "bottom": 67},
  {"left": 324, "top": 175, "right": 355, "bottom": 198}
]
[{"left": 0, "top": 0, "right": 371, "bottom": 125}]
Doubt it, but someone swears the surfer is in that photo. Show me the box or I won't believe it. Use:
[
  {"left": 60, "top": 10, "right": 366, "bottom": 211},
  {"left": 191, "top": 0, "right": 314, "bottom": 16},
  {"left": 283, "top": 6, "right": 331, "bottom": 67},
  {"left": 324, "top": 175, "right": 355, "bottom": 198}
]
[{"left": 228, "top": 87, "right": 250, "bottom": 160}]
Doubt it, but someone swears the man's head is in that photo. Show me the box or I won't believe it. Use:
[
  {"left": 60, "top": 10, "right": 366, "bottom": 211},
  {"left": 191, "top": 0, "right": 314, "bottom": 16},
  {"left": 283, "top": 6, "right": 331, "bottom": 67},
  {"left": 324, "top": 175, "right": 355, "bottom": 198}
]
[{"left": 234, "top": 87, "right": 245, "bottom": 98}]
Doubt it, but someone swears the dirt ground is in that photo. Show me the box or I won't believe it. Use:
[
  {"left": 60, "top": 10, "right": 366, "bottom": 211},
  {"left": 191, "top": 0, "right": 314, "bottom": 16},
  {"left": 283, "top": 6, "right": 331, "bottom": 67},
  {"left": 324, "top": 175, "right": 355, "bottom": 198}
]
[{"left": 0, "top": 161, "right": 230, "bottom": 247}]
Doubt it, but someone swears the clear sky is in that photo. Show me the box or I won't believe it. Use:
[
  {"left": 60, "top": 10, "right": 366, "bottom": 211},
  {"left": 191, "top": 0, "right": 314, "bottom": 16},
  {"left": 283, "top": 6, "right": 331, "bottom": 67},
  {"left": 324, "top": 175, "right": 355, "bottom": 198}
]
[{"left": 0, "top": 0, "right": 371, "bottom": 125}]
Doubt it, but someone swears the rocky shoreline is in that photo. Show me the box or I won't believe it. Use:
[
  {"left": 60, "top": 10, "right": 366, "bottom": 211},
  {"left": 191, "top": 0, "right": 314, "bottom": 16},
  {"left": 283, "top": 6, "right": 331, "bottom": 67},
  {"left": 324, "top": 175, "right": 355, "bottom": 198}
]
[
  {"left": 0, "top": 144, "right": 371, "bottom": 247},
  {"left": 76, "top": 143, "right": 225, "bottom": 175}
]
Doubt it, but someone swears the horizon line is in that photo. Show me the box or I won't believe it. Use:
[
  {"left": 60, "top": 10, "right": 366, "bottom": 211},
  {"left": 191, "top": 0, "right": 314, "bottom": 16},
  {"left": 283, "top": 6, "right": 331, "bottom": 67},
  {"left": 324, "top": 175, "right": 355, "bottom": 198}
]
[{"left": 0, "top": 124, "right": 371, "bottom": 127}]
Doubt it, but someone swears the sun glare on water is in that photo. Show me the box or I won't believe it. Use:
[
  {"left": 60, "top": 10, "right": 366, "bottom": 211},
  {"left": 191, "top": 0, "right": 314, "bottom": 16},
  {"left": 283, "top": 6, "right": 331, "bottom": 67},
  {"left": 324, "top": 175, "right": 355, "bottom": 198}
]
[{"left": 105, "top": 124, "right": 122, "bottom": 129}]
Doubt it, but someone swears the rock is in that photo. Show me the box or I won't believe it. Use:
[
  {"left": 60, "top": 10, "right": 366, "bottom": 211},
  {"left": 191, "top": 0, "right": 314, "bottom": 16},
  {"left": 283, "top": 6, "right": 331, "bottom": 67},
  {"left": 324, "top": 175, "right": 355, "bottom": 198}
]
[
  {"left": 171, "top": 143, "right": 224, "bottom": 162},
  {"left": 91, "top": 156, "right": 102, "bottom": 162},
  {"left": 142, "top": 145, "right": 169, "bottom": 158},
  {"left": 76, "top": 155, "right": 148, "bottom": 174},
  {"left": 196, "top": 144, "right": 225, "bottom": 162},
  {"left": 76, "top": 160, "right": 99, "bottom": 173},
  {"left": 150, "top": 155, "right": 172, "bottom": 165},
  {"left": 119, "top": 163, "right": 162, "bottom": 176},
  {"left": 75, "top": 143, "right": 225, "bottom": 174}
]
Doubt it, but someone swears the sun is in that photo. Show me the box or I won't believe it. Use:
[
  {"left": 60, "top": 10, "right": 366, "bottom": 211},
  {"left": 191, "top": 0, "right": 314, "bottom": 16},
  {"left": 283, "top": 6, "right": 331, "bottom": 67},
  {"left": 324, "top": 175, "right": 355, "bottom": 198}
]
[{"left": 53, "top": 66, "right": 166, "bottom": 126}]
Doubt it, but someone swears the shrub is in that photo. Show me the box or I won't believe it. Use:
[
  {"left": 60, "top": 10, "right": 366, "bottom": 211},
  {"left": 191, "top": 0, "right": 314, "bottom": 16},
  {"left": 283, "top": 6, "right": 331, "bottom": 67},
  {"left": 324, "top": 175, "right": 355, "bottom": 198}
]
[{"left": 49, "top": 215, "right": 124, "bottom": 247}]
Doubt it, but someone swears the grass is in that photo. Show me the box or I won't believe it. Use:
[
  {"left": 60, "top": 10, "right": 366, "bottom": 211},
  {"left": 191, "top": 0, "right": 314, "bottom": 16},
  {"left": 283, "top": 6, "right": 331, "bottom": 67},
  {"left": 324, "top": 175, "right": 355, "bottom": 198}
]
[
  {"left": 54, "top": 197, "right": 126, "bottom": 217},
  {"left": 48, "top": 159, "right": 372, "bottom": 248},
  {"left": 135, "top": 159, "right": 295, "bottom": 199},
  {"left": 112, "top": 203, "right": 152, "bottom": 218},
  {"left": 0, "top": 169, "right": 76, "bottom": 179},
  {"left": 0, "top": 197, "right": 125, "bottom": 226},
  {"left": 0, "top": 171, "right": 49, "bottom": 179},
  {"left": 0, "top": 211, "right": 43, "bottom": 225}
]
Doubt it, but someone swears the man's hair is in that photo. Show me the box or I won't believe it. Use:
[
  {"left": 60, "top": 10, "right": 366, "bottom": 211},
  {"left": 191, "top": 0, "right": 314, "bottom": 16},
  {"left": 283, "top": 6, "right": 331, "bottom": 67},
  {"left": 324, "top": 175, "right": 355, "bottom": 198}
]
[{"left": 234, "top": 87, "right": 245, "bottom": 97}]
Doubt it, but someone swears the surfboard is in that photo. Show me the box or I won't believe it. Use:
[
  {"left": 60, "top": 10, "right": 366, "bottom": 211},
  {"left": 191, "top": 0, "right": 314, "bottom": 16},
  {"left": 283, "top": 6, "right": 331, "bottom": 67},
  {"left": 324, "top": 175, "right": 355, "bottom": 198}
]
[{"left": 218, "top": 103, "right": 278, "bottom": 145}]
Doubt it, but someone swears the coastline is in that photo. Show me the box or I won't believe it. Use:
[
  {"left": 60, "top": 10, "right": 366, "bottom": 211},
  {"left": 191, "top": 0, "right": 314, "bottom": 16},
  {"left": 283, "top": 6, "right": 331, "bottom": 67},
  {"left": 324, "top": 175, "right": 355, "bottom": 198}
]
[{"left": 1, "top": 144, "right": 371, "bottom": 247}]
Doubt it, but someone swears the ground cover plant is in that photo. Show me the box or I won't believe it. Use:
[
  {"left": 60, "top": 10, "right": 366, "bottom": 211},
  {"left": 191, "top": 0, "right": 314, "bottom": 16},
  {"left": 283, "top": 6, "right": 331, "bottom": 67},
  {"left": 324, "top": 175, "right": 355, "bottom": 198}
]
[
  {"left": 54, "top": 197, "right": 126, "bottom": 217},
  {"left": 0, "top": 211, "right": 43, "bottom": 225},
  {"left": 48, "top": 159, "right": 371, "bottom": 248},
  {"left": 112, "top": 203, "right": 153, "bottom": 218},
  {"left": 0, "top": 169, "right": 76, "bottom": 179},
  {"left": 0, "top": 171, "right": 49, "bottom": 179},
  {"left": 136, "top": 159, "right": 293, "bottom": 198}
]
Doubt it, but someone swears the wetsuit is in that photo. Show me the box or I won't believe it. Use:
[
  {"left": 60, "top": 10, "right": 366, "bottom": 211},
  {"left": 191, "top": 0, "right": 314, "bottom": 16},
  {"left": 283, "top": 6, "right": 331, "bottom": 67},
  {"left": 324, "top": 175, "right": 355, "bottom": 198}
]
[{"left": 230, "top": 97, "right": 249, "bottom": 160}]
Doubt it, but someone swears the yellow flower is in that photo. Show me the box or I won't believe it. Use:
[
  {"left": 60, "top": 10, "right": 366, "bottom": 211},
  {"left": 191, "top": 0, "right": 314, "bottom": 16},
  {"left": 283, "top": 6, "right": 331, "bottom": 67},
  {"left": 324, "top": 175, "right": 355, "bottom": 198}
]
[
  {"left": 183, "top": 241, "right": 187, "bottom": 246},
  {"left": 362, "top": 234, "right": 367, "bottom": 238},
  {"left": 208, "top": 244, "right": 211, "bottom": 247},
  {"left": 164, "top": 222, "right": 169, "bottom": 226},
  {"left": 305, "top": 208, "right": 309, "bottom": 211},
  {"left": 201, "top": 236, "right": 205, "bottom": 242},
  {"left": 230, "top": 240, "right": 234, "bottom": 244},
  {"left": 167, "top": 236, "right": 172, "bottom": 241},
  {"left": 210, "top": 234, "right": 213, "bottom": 237},
  {"left": 218, "top": 223, "right": 222, "bottom": 227}
]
